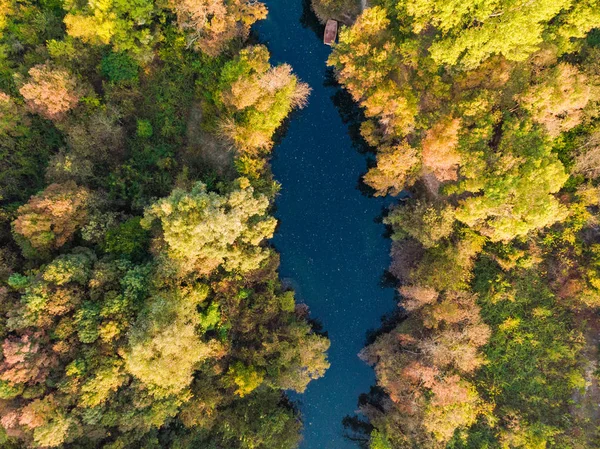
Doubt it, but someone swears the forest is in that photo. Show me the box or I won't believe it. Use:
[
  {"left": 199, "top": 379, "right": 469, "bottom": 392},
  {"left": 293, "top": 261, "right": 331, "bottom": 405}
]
[
  {"left": 3, "top": 0, "right": 600, "bottom": 448},
  {"left": 313, "top": 0, "right": 600, "bottom": 447},
  {"left": 0, "top": 1, "right": 330, "bottom": 448}
]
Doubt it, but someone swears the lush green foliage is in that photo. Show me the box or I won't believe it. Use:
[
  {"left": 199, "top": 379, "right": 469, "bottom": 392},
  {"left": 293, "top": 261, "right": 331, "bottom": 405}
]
[
  {"left": 0, "top": 1, "right": 329, "bottom": 448},
  {"left": 329, "top": 0, "right": 600, "bottom": 447}
]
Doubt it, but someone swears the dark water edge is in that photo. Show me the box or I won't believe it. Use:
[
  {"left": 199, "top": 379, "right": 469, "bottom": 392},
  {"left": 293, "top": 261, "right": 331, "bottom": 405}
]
[{"left": 254, "top": 1, "right": 398, "bottom": 448}]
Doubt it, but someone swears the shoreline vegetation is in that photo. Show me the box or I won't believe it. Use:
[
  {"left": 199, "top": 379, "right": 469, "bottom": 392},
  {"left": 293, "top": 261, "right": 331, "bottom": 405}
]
[
  {"left": 313, "top": 0, "right": 600, "bottom": 447},
  {"left": 0, "top": 1, "right": 329, "bottom": 448},
  {"left": 3, "top": 0, "right": 600, "bottom": 448}
]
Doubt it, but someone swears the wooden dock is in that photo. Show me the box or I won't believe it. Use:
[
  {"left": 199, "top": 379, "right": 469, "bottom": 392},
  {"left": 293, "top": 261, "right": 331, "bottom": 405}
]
[{"left": 324, "top": 19, "right": 338, "bottom": 46}]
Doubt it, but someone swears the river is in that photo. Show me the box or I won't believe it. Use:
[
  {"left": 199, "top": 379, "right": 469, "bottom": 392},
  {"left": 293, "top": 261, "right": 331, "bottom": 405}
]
[{"left": 254, "top": 2, "right": 397, "bottom": 448}]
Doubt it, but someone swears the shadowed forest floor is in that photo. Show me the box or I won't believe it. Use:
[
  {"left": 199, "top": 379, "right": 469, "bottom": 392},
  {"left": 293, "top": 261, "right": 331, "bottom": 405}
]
[{"left": 184, "top": 103, "right": 237, "bottom": 178}]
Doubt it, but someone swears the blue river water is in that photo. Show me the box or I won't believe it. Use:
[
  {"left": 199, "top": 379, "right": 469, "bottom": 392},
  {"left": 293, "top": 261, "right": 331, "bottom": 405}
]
[{"left": 255, "top": 2, "right": 397, "bottom": 448}]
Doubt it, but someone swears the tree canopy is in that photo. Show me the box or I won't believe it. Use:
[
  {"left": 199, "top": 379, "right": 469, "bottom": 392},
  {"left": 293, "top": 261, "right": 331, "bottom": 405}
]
[
  {"left": 327, "top": 0, "right": 600, "bottom": 447},
  {"left": 0, "top": 1, "right": 328, "bottom": 448}
]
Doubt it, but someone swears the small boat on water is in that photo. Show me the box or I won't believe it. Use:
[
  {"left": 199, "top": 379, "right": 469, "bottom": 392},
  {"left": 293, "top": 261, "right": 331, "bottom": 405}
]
[{"left": 324, "top": 19, "right": 338, "bottom": 46}]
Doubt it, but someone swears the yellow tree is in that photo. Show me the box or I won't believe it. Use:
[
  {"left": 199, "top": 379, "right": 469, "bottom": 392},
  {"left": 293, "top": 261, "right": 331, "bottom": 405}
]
[
  {"left": 63, "top": 0, "right": 158, "bottom": 55},
  {"left": 124, "top": 285, "right": 224, "bottom": 397},
  {"left": 170, "top": 0, "right": 267, "bottom": 56},
  {"left": 142, "top": 179, "right": 276, "bottom": 275},
  {"left": 363, "top": 142, "right": 420, "bottom": 196}
]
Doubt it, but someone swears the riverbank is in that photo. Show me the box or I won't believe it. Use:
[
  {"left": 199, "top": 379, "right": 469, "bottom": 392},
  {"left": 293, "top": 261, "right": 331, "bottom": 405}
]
[{"left": 255, "top": 1, "right": 396, "bottom": 447}]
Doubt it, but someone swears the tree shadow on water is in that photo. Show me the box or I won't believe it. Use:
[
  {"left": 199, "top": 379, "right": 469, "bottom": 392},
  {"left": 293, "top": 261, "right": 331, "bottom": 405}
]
[
  {"left": 342, "top": 415, "right": 371, "bottom": 448},
  {"left": 365, "top": 306, "right": 405, "bottom": 346},
  {"left": 300, "top": 0, "right": 325, "bottom": 39},
  {"left": 341, "top": 386, "right": 390, "bottom": 448},
  {"left": 325, "top": 70, "right": 373, "bottom": 155},
  {"left": 270, "top": 107, "right": 297, "bottom": 148}
]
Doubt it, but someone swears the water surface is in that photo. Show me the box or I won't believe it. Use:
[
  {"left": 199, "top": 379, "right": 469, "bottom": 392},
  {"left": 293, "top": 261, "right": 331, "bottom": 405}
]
[{"left": 255, "top": 3, "right": 396, "bottom": 448}]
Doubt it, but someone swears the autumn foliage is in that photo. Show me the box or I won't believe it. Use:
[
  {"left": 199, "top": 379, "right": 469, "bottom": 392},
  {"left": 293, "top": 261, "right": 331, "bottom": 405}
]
[
  {"left": 330, "top": 0, "right": 600, "bottom": 447},
  {"left": 171, "top": 0, "right": 267, "bottom": 56},
  {"left": 19, "top": 64, "right": 81, "bottom": 120},
  {"left": 364, "top": 142, "right": 419, "bottom": 196},
  {"left": 0, "top": 3, "right": 327, "bottom": 448},
  {"left": 12, "top": 182, "right": 91, "bottom": 253},
  {"left": 361, "top": 290, "right": 490, "bottom": 445},
  {"left": 421, "top": 118, "right": 461, "bottom": 182}
]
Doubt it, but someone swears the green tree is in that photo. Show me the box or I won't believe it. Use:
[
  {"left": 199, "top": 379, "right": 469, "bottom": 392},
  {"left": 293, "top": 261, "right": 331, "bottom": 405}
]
[
  {"left": 455, "top": 121, "right": 569, "bottom": 241},
  {"left": 399, "top": 0, "right": 600, "bottom": 68},
  {"left": 216, "top": 45, "right": 310, "bottom": 155},
  {"left": 63, "top": 0, "right": 159, "bottom": 57},
  {"left": 142, "top": 179, "right": 277, "bottom": 275},
  {"left": 385, "top": 200, "right": 456, "bottom": 248},
  {"left": 101, "top": 52, "right": 139, "bottom": 83},
  {"left": 125, "top": 284, "right": 224, "bottom": 397},
  {"left": 104, "top": 217, "right": 150, "bottom": 260}
]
